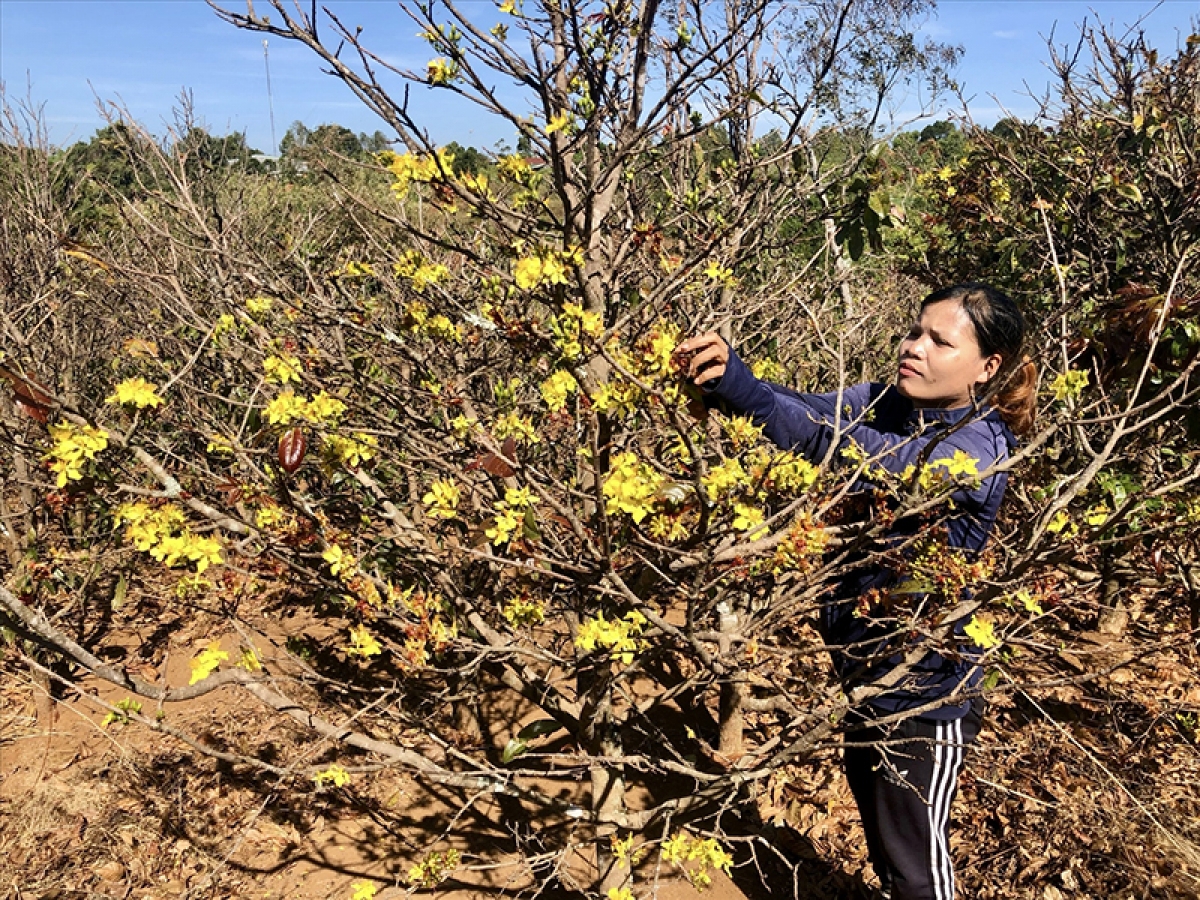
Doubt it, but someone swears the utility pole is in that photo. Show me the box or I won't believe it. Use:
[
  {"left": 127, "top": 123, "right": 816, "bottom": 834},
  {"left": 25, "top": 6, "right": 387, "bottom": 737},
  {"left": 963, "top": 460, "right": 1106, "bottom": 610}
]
[{"left": 263, "top": 39, "right": 277, "bottom": 155}]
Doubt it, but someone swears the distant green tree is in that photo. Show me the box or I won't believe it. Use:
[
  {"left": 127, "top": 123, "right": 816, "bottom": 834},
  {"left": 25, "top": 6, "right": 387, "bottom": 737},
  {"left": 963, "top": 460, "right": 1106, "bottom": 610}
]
[
  {"left": 444, "top": 140, "right": 488, "bottom": 176},
  {"left": 56, "top": 123, "right": 156, "bottom": 233}
]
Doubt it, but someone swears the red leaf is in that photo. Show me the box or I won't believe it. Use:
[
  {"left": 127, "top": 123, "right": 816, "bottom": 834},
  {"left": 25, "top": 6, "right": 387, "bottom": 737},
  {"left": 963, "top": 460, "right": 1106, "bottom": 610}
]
[
  {"left": 278, "top": 427, "right": 308, "bottom": 473},
  {"left": 480, "top": 453, "right": 516, "bottom": 478},
  {"left": 1, "top": 366, "right": 52, "bottom": 422}
]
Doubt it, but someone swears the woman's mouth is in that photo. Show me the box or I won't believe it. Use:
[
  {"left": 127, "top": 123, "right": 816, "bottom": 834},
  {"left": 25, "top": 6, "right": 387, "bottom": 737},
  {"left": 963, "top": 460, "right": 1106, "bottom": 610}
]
[{"left": 898, "top": 362, "right": 921, "bottom": 378}]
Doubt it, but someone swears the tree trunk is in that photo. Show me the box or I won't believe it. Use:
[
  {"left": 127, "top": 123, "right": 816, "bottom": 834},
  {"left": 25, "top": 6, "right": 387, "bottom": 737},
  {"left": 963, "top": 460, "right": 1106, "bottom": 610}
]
[{"left": 716, "top": 601, "right": 746, "bottom": 760}]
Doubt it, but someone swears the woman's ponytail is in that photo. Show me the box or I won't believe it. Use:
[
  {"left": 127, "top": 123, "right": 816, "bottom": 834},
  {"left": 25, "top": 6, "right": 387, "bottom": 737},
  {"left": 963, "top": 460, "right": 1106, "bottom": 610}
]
[{"left": 992, "top": 356, "right": 1038, "bottom": 437}]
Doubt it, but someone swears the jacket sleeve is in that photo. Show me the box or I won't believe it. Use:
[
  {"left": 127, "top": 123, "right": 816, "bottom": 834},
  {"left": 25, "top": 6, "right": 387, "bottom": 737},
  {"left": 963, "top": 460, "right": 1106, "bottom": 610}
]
[
  {"left": 708, "top": 347, "right": 902, "bottom": 464},
  {"left": 707, "top": 347, "right": 1008, "bottom": 492}
]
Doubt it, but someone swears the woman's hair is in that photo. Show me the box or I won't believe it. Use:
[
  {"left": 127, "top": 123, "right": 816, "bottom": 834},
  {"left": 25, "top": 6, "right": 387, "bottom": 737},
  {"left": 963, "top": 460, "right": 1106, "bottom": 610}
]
[{"left": 922, "top": 283, "right": 1038, "bottom": 436}]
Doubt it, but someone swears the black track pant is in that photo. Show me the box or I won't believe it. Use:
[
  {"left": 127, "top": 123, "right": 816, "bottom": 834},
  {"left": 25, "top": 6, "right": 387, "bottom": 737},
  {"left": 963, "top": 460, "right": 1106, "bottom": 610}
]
[{"left": 843, "top": 699, "right": 984, "bottom": 900}]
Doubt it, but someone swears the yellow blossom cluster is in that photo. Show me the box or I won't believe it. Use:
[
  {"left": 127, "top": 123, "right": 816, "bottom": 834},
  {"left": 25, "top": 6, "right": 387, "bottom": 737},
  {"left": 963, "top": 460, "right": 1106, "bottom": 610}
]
[
  {"left": 722, "top": 416, "right": 763, "bottom": 451},
  {"left": 574, "top": 610, "right": 647, "bottom": 665},
  {"left": 750, "top": 357, "right": 784, "bottom": 381},
  {"left": 322, "top": 544, "right": 357, "bottom": 580},
  {"left": 539, "top": 369, "right": 579, "bottom": 412},
  {"left": 385, "top": 147, "right": 456, "bottom": 196},
  {"left": 106, "top": 377, "right": 164, "bottom": 409},
  {"left": 346, "top": 623, "right": 382, "bottom": 658},
  {"left": 45, "top": 421, "right": 109, "bottom": 487},
  {"left": 403, "top": 300, "right": 462, "bottom": 342},
  {"left": 312, "top": 764, "right": 352, "bottom": 787},
  {"left": 408, "top": 850, "right": 461, "bottom": 889},
  {"left": 264, "top": 389, "right": 347, "bottom": 426},
  {"left": 549, "top": 301, "right": 604, "bottom": 359},
  {"left": 502, "top": 591, "right": 546, "bottom": 627},
  {"left": 115, "top": 501, "right": 224, "bottom": 574},
  {"left": 426, "top": 57, "right": 459, "bottom": 85},
  {"left": 603, "top": 452, "right": 665, "bottom": 524},
  {"left": 512, "top": 244, "right": 582, "bottom": 292},
  {"left": 486, "top": 486, "right": 538, "bottom": 545},
  {"left": 898, "top": 449, "right": 981, "bottom": 492},
  {"left": 263, "top": 354, "right": 303, "bottom": 384},
  {"left": 422, "top": 478, "right": 462, "bottom": 519},
  {"left": 701, "top": 458, "right": 747, "bottom": 501},
  {"left": 1050, "top": 368, "right": 1089, "bottom": 402},
  {"left": 245, "top": 295, "right": 274, "bottom": 315},
  {"left": 496, "top": 153, "right": 535, "bottom": 184},
  {"left": 395, "top": 590, "right": 458, "bottom": 670},
  {"left": 746, "top": 448, "right": 819, "bottom": 495},
  {"left": 492, "top": 411, "right": 540, "bottom": 446},
  {"left": 660, "top": 832, "right": 734, "bottom": 890},
  {"left": 394, "top": 251, "right": 451, "bottom": 294},
  {"left": 766, "top": 513, "right": 829, "bottom": 575}
]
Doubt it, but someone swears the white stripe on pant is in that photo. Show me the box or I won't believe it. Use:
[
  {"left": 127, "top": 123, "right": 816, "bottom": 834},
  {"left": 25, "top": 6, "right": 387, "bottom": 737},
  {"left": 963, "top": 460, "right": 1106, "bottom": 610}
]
[{"left": 842, "top": 699, "right": 983, "bottom": 900}]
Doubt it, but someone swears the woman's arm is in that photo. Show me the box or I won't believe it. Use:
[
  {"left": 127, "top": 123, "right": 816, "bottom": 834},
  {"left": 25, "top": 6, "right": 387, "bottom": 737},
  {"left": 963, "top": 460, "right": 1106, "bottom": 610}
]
[
  {"left": 677, "top": 333, "right": 884, "bottom": 462},
  {"left": 676, "top": 334, "right": 1007, "bottom": 491}
]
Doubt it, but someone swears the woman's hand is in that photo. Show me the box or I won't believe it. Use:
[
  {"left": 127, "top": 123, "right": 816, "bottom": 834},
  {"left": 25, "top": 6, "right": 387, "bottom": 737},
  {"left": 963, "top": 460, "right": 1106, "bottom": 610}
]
[{"left": 673, "top": 332, "right": 730, "bottom": 387}]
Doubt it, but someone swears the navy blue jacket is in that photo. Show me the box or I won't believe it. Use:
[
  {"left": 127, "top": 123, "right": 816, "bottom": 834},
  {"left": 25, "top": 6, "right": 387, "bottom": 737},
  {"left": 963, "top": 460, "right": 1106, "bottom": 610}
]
[{"left": 708, "top": 347, "right": 1016, "bottom": 719}]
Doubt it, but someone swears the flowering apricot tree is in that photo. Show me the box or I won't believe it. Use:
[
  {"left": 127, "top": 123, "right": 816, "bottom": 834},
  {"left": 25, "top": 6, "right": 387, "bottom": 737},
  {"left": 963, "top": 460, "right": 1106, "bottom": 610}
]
[{"left": 3, "top": 4, "right": 1199, "bottom": 899}]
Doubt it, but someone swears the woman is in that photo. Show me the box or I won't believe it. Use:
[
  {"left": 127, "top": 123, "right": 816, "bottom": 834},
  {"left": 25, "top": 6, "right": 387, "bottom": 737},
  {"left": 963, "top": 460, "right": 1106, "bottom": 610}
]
[{"left": 675, "top": 283, "right": 1037, "bottom": 900}]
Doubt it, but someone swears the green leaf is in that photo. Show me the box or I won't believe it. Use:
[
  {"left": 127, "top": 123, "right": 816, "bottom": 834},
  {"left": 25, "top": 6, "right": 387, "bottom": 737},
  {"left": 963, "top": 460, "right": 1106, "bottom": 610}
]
[
  {"left": 517, "top": 718, "right": 563, "bottom": 741},
  {"left": 111, "top": 574, "right": 128, "bottom": 612},
  {"left": 501, "top": 737, "right": 528, "bottom": 763},
  {"left": 845, "top": 225, "right": 865, "bottom": 262},
  {"left": 1115, "top": 182, "right": 1143, "bottom": 203},
  {"left": 867, "top": 189, "right": 890, "bottom": 219}
]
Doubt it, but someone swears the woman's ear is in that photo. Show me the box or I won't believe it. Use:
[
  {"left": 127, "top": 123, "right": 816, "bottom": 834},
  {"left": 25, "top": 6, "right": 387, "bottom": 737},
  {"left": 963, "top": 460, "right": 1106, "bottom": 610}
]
[{"left": 977, "top": 353, "right": 1003, "bottom": 384}]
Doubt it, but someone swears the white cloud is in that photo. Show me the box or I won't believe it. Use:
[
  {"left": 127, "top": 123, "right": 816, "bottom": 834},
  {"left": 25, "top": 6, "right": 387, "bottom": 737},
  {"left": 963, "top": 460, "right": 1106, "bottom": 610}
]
[{"left": 992, "top": 30, "right": 1022, "bottom": 39}]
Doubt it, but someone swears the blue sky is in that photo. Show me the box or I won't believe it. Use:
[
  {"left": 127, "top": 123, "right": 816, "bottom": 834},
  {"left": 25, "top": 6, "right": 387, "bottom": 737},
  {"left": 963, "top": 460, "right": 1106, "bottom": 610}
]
[{"left": 1, "top": 1, "right": 1196, "bottom": 154}]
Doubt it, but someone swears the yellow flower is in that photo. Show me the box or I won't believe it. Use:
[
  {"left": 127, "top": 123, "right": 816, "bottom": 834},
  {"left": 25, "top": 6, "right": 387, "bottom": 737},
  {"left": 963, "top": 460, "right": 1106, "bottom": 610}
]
[
  {"left": 265, "top": 390, "right": 307, "bottom": 426},
  {"left": 313, "top": 764, "right": 352, "bottom": 788},
  {"left": 346, "top": 624, "right": 382, "bottom": 658},
  {"left": 1050, "top": 369, "right": 1089, "bottom": 402},
  {"left": 545, "top": 110, "right": 572, "bottom": 135},
  {"left": 45, "top": 422, "right": 109, "bottom": 487},
  {"left": 963, "top": 615, "right": 1000, "bottom": 650},
  {"left": 497, "top": 153, "right": 532, "bottom": 181},
  {"left": 486, "top": 507, "right": 523, "bottom": 546},
  {"left": 731, "top": 502, "right": 765, "bottom": 533},
  {"left": 751, "top": 358, "right": 783, "bottom": 381},
  {"left": 574, "top": 611, "right": 646, "bottom": 664},
  {"left": 426, "top": 57, "right": 458, "bottom": 85},
  {"left": 931, "top": 449, "right": 980, "bottom": 479},
  {"left": 322, "top": 544, "right": 356, "bottom": 578},
  {"left": 423, "top": 479, "right": 462, "bottom": 519},
  {"left": 703, "top": 261, "right": 735, "bottom": 285},
  {"left": 189, "top": 641, "right": 229, "bottom": 684},
  {"left": 513, "top": 256, "right": 545, "bottom": 290},
  {"left": 603, "top": 452, "right": 664, "bottom": 524},
  {"left": 540, "top": 369, "right": 579, "bottom": 412},
  {"left": 502, "top": 594, "right": 545, "bottom": 627},
  {"left": 263, "top": 354, "right": 303, "bottom": 385},
  {"left": 305, "top": 391, "right": 347, "bottom": 423},
  {"left": 702, "top": 458, "right": 747, "bottom": 501},
  {"left": 245, "top": 295, "right": 274, "bottom": 315},
  {"left": 493, "top": 412, "right": 540, "bottom": 445},
  {"left": 106, "top": 377, "right": 164, "bottom": 409},
  {"left": 322, "top": 433, "right": 378, "bottom": 468},
  {"left": 723, "top": 416, "right": 763, "bottom": 451}
]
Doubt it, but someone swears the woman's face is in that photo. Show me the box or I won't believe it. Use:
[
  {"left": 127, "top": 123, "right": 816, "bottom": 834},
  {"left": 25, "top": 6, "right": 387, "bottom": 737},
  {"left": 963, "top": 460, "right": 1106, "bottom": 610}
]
[{"left": 896, "top": 300, "right": 1002, "bottom": 409}]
